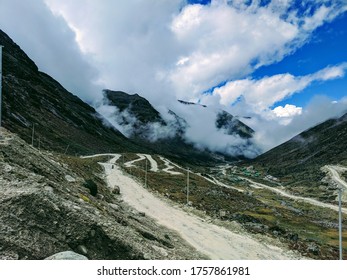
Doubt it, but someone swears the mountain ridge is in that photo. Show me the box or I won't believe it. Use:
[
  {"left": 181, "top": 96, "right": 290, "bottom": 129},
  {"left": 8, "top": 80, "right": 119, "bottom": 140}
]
[
  {"left": 249, "top": 111, "right": 347, "bottom": 200},
  {"left": 0, "top": 29, "right": 144, "bottom": 156}
]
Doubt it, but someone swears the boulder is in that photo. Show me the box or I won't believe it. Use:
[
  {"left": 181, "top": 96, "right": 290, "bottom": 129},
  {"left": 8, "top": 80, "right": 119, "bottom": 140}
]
[{"left": 45, "top": 251, "right": 88, "bottom": 260}]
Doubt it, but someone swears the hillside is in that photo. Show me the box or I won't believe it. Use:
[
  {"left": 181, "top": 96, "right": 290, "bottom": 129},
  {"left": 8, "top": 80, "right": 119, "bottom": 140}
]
[
  {"left": 250, "top": 112, "right": 347, "bottom": 200},
  {"left": 0, "top": 29, "right": 142, "bottom": 155},
  {"left": 0, "top": 127, "right": 203, "bottom": 260}
]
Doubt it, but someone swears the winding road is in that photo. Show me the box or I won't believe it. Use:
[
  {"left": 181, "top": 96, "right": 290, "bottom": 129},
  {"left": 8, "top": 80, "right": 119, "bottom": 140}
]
[
  {"left": 241, "top": 173, "right": 347, "bottom": 214},
  {"left": 83, "top": 153, "right": 301, "bottom": 259}
]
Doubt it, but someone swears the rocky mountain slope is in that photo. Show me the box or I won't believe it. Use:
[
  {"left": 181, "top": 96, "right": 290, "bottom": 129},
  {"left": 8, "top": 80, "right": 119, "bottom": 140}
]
[
  {"left": 0, "top": 127, "right": 203, "bottom": 260},
  {"left": 104, "top": 90, "right": 164, "bottom": 125},
  {"left": 0, "top": 29, "right": 143, "bottom": 156},
  {"left": 250, "top": 112, "right": 347, "bottom": 200}
]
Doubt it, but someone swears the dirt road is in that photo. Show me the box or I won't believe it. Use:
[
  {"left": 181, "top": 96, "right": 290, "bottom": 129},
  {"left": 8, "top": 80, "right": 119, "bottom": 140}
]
[
  {"left": 101, "top": 155, "right": 301, "bottom": 260},
  {"left": 324, "top": 165, "right": 347, "bottom": 202},
  {"left": 242, "top": 177, "right": 347, "bottom": 214},
  {"left": 325, "top": 165, "right": 347, "bottom": 190}
]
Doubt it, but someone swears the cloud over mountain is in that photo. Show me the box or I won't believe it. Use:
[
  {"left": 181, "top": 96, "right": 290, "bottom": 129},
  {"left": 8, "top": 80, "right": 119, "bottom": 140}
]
[{"left": 0, "top": 0, "right": 346, "bottom": 153}]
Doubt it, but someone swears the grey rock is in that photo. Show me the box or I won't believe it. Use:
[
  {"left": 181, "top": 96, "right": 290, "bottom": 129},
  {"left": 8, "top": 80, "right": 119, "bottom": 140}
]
[
  {"left": 307, "top": 243, "right": 320, "bottom": 255},
  {"left": 109, "top": 203, "right": 120, "bottom": 211},
  {"left": 139, "top": 212, "right": 146, "bottom": 217},
  {"left": 65, "top": 175, "right": 76, "bottom": 182},
  {"left": 112, "top": 185, "right": 121, "bottom": 195},
  {"left": 76, "top": 245, "right": 88, "bottom": 255},
  {"left": 0, "top": 252, "right": 19, "bottom": 260},
  {"left": 45, "top": 251, "right": 88, "bottom": 260},
  {"left": 4, "top": 164, "right": 12, "bottom": 172},
  {"left": 152, "top": 245, "right": 168, "bottom": 257}
]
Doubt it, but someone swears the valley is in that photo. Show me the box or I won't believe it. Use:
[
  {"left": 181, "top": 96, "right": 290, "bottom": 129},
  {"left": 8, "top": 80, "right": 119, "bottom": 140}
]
[
  {"left": 85, "top": 152, "right": 347, "bottom": 259},
  {"left": 0, "top": 27, "right": 346, "bottom": 260},
  {"left": 101, "top": 154, "right": 301, "bottom": 259}
]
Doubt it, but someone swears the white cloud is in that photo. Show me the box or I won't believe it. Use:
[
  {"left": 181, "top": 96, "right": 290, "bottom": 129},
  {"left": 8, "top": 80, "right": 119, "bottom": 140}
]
[
  {"left": 40, "top": 0, "right": 346, "bottom": 106},
  {"left": 0, "top": 0, "right": 101, "bottom": 103},
  {"left": 206, "top": 64, "right": 347, "bottom": 113},
  {"left": 44, "top": 0, "right": 184, "bottom": 107},
  {"left": 169, "top": 1, "right": 300, "bottom": 99},
  {"left": 311, "top": 63, "right": 347, "bottom": 80},
  {"left": 166, "top": 102, "right": 260, "bottom": 158},
  {"left": 240, "top": 96, "right": 347, "bottom": 152},
  {"left": 273, "top": 104, "right": 303, "bottom": 118}
]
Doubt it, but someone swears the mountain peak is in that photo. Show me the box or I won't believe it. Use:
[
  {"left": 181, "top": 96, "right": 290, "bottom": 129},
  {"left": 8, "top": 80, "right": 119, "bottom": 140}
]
[
  {"left": 216, "top": 110, "right": 254, "bottom": 139},
  {"left": 178, "top": 99, "right": 207, "bottom": 107},
  {"left": 104, "top": 89, "right": 164, "bottom": 124}
]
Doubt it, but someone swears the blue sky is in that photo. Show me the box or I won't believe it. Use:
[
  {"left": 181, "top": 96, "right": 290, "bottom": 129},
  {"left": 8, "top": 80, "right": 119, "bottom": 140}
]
[
  {"left": 256, "top": 11, "right": 347, "bottom": 108},
  {"left": 189, "top": 0, "right": 347, "bottom": 111}
]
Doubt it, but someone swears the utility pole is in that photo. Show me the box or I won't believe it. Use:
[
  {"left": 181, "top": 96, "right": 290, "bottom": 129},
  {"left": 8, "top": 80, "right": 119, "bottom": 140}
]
[
  {"left": 64, "top": 144, "right": 70, "bottom": 155},
  {"left": 187, "top": 167, "right": 190, "bottom": 205},
  {"left": 338, "top": 188, "right": 343, "bottom": 260},
  {"left": 0, "top": 45, "right": 3, "bottom": 127},
  {"left": 145, "top": 159, "right": 147, "bottom": 188},
  {"left": 31, "top": 123, "right": 35, "bottom": 146}
]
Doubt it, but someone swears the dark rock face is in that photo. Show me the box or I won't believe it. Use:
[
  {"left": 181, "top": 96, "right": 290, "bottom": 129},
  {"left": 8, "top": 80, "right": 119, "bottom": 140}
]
[
  {"left": 178, "top": 99, "right": 207, "bottom": 107},
  {"left": 216, "top": 111, "right": 254, "bottom": 139},
  {"left": 0, "top": 29, "right": 141, "bottom": 156},
  {"left": 104, "top": 90, "right": 164, "bottom": 125}
]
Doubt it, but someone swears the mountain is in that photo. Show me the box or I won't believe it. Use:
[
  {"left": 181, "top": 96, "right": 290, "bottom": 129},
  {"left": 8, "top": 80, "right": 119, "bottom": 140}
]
[
  {"left": 104, "top": 90, "right": 164, "bottom": 125},
  {"left": 176, "top": 100, "right": 254, "bottom": 139},
  {"left": 0, "top": 29, "right": 142, "bottom": 155},
  {"left": 103, "top": 90, "right": 223, "bottom": 164},
  {"left": 250, "top": 112, "right": 347, "bottom": 200},
  {"left": 178, "top": 99, "right": 207, "bottom": 107},
  {"left": 216, "top": 110, "right": 254, "bottom": 139},
  {"left": 103, "top": 90, "right": 256, "bottom": 164}
]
